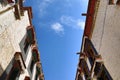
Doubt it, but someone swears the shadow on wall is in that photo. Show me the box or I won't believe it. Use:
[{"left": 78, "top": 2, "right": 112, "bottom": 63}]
[
  {"left": 0, "top": 0, "right": 8, "bottom": 6},
  {"left": 0, "top": 64, "right": 7, "bottom": 80},
  {"left": 0, "top": 64, "right": 4, "bottom": 76},
  {"left": 0, "top": 58, "right": 13, "bottom": 80}
]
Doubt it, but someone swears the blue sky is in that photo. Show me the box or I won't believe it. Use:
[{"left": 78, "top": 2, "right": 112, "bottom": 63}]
[{"left": 24, "top": 0, "right": 88, "bottom": 80}]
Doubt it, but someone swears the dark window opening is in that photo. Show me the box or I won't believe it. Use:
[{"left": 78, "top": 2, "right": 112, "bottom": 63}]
[
  {"left": 109, "top": 0, "right": 114, "bottom": 4},
  {"left": 35, "top": 74, "right": 38, "bottom": 80},
  {"left": 94, "top": 62, "right": 102, "bottom": 76},
  {"left": 24, "top": 38, "right": 29, "bottom": 53},
  {"left": 30, "top": 60, "right": 35, "bottom": 73},
  {"left": 9, "top": 68, "right": 20, "bottom": 80},
  {"left": 88, "top": 56, "right": 94, "bottom": 66},
  {"left": 78, "top": 74, "right": 82, "bottom": 80},
  {"left": 97, "top": 65, "right": 112, "bottom": 80}
]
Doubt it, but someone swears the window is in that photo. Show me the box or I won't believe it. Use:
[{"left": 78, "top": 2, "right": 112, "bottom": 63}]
[
  {"left": 94, "top": 62, "right": 102, "bottom": 76},
  {"left": 97, "top": 65, "right": 112, "bottom": 80},
  {"left": 87, "top": 50, "right": 94, "bottom": 66},
  {"left": 109, "top": 0, "right": 114, "bottom": 4},
  {"left": 8, "top": 60, "right": 21, "bottom": 80},
  {"left": 88, "top": 57, "right": 94, "bottom": 66},
  {"left": 78, "top": 74, "right": 83, "bottom": 80},
  {"left": 9, "top": 68, "right": 20, "bottom": 80},
  {"left": 30, "top": 59, "right": 35, "bottom": 73},
  {"left": 35, "top": 74, "right": 38, "bottom": 80},
  {"left": 24, "top": 38, "right": 29, "bottom": 53}
]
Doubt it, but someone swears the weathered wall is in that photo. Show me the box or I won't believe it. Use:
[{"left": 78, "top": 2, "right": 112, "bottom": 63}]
[
  {"left": 100, "top": 4, "right": 120, "bottom": 80},
  {"left": 91, "top": 0, "right": 120, "bottom": 79},
  {"left": 0, "top": 6, "right": 30, "bottom": 76},
  {"left": 91, "top": 0, "right": 108, "bottom": 53},
  {"left": 0, "top": 30, "right": 14, "bottom": 76}
]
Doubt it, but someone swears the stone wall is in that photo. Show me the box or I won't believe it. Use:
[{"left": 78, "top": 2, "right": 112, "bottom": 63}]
[{"left": 91, "top": 0, "right": 120, "bottom": 79}]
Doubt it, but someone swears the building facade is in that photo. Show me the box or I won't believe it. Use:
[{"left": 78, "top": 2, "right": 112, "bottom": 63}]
[
  {"left": 0, "top": 0, "right": 44, "bottom": 80},
  {"left": 76, "top": 0, "right": 120, "bottom": 80}
]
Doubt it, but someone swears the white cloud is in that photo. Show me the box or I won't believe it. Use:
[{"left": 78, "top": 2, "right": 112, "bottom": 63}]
[
  {"left": 60, "top": 16, "right": 75, "bottom": 26},
  {"left": 60, "top": 15, "right": 85, "bottom": 30},
  {"left": 37, "top": 0, "right": 54, "bottom": 17},
  {"left": 51, "top": 22, "right": 64, "bottom": 34},
  {"left": 65, "top": 0, "right": 72, "bottom": 7},
  {"left": 77, "top": 20, "right": 85, "bottom": 30}
]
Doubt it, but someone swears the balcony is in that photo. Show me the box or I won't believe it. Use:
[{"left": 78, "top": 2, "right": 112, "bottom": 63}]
[
  {"left": 14, "top": 52, "right": 26, "bottom": 72},
  {"left": 35, "top": 63, "right": 45, "bottom": 80},
  {"left": 78, "top": 73, "right": 83, "bottom": 80},
  {"left": 86, "top": 57, "right": 92, "bottom": 71},
  {"left": 32, "top": 46, "right": 40, "bottom": 62},
  {"left": 30, "top": 45, "right": 40, "bottom": 73},
  {"left": 27, "top": 26, "right": 35, "bottom": 44},
  {"left": 79, "top": 59, "right": 91, "bottom": 79},
  {"left": 97, "top": 65, "right": 112, "bottom": 80},
  {"left": 7, "top": 52, "right": 26, "bottom": 80},
  {"left": 91, "top": 55, "right": 103, "bottom": 78}
]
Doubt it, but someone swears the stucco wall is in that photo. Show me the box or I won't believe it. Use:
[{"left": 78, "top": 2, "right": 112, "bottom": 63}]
[
  {"left": 91, "top": 0, "right": 108, "bottom": 53},
  {"left": 100, "top": 4, "right": 120, "bottom": 79},
  {"left": 0, "top": 30, "right": 14, "bottom": 76},
  {"left": 91, "top": 0, "right": 120, "bottom": 79},
  {"left": 0, "top": 7, "right": 30, "bottom": 76}
]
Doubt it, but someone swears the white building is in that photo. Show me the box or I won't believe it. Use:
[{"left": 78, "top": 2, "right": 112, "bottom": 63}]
[
  {"left": 76, "top": 0, "right": 120, "bottom": 80},
  {"left": 0, "top": 0, "right": 44, "bottom": 80}
]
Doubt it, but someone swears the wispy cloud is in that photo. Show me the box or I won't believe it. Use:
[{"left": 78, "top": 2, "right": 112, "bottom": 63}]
[
  {"left": 65, "top": 0, "right": 72, "bottom": 7},
  {"left": 37, "top": 0, "right": 54, "bottom": 17},
  {"left": 51, "top": 22, "right": 64, "bottom": 35},
  {"left": 60, "top": 15, "right": 85, "bottom": 30},
  {"left": 77, "top": 19, "right": 85, "bottom": 30},
  {"left": 60, "top": 16, "right": 75, "bottom": 26}
]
